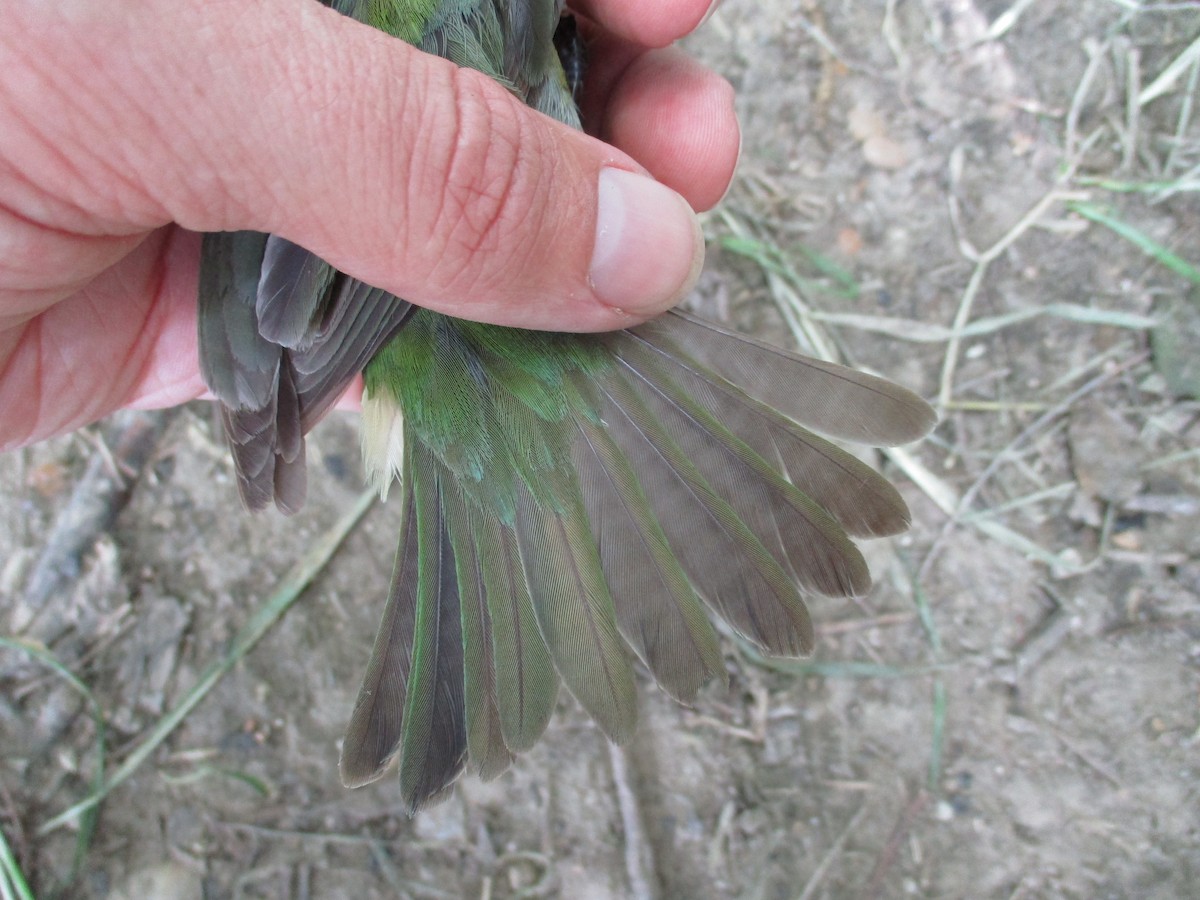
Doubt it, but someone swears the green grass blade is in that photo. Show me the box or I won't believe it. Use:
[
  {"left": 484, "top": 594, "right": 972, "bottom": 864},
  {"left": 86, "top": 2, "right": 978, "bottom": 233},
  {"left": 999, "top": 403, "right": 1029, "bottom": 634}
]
[
  {"left": 1069, "top": 202, "right": 1200, "bottom": 285},
  {"left": 0, "top": 823, "right": 35, "bottom": 900}
]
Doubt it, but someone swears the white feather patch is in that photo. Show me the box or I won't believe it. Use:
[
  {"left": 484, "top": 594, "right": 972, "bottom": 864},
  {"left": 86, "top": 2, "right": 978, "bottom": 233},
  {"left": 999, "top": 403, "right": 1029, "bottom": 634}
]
[{"left": 360, "top": 386, "right": 405, "bottom": 501}]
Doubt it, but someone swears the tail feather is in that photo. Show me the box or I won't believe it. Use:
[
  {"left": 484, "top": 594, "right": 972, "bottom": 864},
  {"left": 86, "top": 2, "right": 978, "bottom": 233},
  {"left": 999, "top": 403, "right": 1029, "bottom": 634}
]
[
  {"left": 442, "top": 480, "right": 514, "bottom": 781},
  {"left": 513, "top": 475, "right": 639, "bottom": 745},
  {"left": 339, "top": 462, "right": 421, "bottom": 789},
  {"left": 395, "top": 446, "right": 468, "bottom": 813},
  {"left": 571, "top": 409, "right": 726, "bottom": 704},
  {"left": 637, "top": 312, "right": 936, "bottom": 446},
  {"left": 615, "top": 328, "right": 913, "bottom": 538},
  {"left": 473, "top": 503, "right": 559, "bottom": 753},
  {"left": 612, "top": 339, "right": 871, "bottom": 598},
  {"left": 595, "top": 371, "right": 815, "bottom": 658},
  {"left": 325, "top": 311, "right": 934, "bottom": 812}
]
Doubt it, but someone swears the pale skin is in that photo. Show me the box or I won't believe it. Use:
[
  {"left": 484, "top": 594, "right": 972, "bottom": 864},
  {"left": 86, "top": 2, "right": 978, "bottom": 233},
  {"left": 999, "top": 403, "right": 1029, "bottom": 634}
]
[{"left": 0, "top": 0, "right": 740, "bottom": 450}]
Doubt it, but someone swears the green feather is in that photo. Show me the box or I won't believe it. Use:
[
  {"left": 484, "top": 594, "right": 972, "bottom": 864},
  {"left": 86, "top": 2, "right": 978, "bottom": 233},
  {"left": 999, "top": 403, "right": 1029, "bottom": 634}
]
[
  {"left": 395, "top": 444, "right": 466, "bottom": 810},
  {"left": 441, "top": 480, "right": 516, "bottom": 775},
  {"left": 471, "top": 503, "right": 558, "bottom": 751},
  {"left": 513, "top": 470, "right": 638, "bottom": 743},
  {"left": 366, "top": 0, "right": 441, "bottom": 44}
]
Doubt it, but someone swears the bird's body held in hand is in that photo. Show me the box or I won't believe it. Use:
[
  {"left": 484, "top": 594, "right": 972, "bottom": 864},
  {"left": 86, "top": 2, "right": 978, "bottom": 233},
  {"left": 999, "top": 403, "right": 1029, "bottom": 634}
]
[{"left": 197, "top": 0, "right": 936, "bottom": 813}]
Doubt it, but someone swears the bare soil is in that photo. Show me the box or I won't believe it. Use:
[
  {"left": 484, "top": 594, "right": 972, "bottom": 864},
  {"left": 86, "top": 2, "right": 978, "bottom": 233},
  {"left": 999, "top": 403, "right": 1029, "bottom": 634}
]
[{"left": 3, "top": 1, "right": 1199, "bottom": 898}]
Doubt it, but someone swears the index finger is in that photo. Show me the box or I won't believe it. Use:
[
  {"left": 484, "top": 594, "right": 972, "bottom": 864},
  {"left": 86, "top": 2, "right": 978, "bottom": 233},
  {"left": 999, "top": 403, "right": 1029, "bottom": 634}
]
[{"left": 570, "top": 0, "right": 717, "bottom": 48}]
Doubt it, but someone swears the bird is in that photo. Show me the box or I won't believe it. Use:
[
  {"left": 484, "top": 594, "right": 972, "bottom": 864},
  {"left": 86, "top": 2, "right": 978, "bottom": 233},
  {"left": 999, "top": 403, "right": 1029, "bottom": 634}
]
[{"left": 196, "top": 0, "right": 936, "bottom": 813}]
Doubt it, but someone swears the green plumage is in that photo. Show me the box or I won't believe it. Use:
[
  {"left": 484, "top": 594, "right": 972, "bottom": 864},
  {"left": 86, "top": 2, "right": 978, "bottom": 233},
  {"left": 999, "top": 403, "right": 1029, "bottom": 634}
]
[
  {"left": 196, "top": 0, "right": 936, "bottom": 813},
  {"left": 364, "top": 315, "right": 612, "bottom": 520}
]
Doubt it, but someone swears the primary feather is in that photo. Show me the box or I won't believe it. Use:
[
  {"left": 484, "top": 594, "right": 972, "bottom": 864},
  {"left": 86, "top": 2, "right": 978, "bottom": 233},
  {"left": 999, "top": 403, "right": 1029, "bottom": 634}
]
[{"left": 197, "top": 0, "right": 936, "bottom": 813}]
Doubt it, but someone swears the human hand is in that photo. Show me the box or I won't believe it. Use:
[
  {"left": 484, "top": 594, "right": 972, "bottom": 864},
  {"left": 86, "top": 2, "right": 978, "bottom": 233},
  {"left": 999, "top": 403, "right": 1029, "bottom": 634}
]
[{"left": 0, "top": 0, "right": 740, "bottom": 450}]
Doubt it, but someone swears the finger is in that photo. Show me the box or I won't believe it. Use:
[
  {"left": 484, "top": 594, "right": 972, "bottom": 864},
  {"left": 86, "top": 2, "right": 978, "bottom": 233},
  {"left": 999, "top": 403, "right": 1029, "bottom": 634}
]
[
  {"left": 0, "top": 227, "right": 203, "bottom": 450},
  {"left": 4, "top": 0, "right": 704, "bottom": 332},
  {"left": 583, "top": 44, "right": 739, "bottom": 212},
  {"left": 570, "top": 0, "right": 717, "bottom": 48}
]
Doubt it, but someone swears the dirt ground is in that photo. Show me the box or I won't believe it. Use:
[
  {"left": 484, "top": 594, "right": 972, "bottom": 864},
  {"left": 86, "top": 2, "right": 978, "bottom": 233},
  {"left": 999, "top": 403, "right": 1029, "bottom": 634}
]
[{"left": 3, "top": 1, "right": 1199, "bottom": 898}]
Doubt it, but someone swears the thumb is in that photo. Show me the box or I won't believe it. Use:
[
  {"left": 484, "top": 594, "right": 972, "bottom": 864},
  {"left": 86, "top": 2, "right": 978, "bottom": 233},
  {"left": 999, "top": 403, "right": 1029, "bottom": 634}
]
[
  {"left": 16, "top": 0, "right": 705, "bottom": 332},
  {"left": 210, "top": 1, "right": 707, "bottom": 330}
]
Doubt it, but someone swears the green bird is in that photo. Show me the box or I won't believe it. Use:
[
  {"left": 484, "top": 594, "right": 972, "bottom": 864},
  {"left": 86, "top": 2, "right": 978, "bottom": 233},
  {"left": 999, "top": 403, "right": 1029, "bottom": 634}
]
[{"left": 197, "top": 0, "right": 936, "bottom": 813}]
